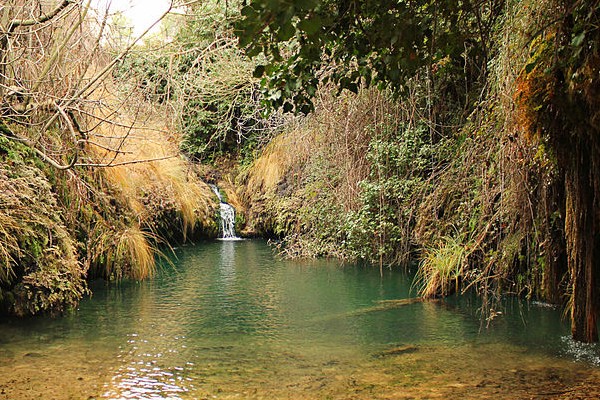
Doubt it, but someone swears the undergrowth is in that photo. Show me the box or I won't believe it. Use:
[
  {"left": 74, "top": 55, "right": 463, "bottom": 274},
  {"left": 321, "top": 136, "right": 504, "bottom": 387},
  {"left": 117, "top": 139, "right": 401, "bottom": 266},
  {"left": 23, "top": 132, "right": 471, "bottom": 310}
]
[
  {"left": 0, "top": 137, "right": 87, "bottom": 316},
  {"left": 0, "top": 97, "right": 219, "bottom": 315},
  {"left": 239, "top": 0, "right": 571, "bottom": 312},
  {"left": 415, "top": 235, "right": 472, "bottom": 298}
]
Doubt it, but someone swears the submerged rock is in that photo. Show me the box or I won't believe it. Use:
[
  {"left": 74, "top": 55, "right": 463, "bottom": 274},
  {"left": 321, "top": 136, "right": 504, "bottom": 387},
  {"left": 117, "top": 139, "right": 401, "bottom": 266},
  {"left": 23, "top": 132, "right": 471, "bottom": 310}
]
[
  {"left": 24, "top": 352, "right": 44, "bottom": 358},
  {"left": 373, "top": 345, "right": 419, "bottom": 358}
]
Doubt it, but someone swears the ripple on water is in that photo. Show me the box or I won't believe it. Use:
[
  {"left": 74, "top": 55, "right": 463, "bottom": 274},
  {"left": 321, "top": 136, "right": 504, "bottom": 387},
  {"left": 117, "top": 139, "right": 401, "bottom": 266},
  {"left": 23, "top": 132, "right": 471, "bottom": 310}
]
[
  {"left": 104, "top": 367, "right": 191, "bottom": 400},
  {"left": 561, "top": 335, "right": 600, "bottom": 366}
]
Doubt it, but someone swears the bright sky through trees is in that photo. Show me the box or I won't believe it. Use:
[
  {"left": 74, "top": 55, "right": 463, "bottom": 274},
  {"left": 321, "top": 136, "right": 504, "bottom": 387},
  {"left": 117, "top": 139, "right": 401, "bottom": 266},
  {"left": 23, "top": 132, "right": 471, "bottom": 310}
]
[{"left": 93, "top": 0, "right": 171, "bottom": 37}]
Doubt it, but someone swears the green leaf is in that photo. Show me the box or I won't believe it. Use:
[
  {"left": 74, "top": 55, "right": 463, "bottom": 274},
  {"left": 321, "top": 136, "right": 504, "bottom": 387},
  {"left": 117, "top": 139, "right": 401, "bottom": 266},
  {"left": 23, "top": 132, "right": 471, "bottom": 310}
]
[
  {"left": 297, "top": 16, "right": 322, "bottom": 35},
  {"left": 571, "top": 32, "right": 586, "bottom": 47},
  {"left": 238, "top": 32, "right": 254, "bottom": 48},
  {"left": 246, "top": 45, "right": 262, "bottom": 57},
  {"left": 253, "top": 65, "right": 266, "bottom": 78},
  {"left": 295, "top": 0, "right": 319, "bottom": 11},
  {"left": 240, "top": 5, "right": 257, "bottom": 18},
  {"left": 276, "top": 21, "right": 295, "bottom": 41}
]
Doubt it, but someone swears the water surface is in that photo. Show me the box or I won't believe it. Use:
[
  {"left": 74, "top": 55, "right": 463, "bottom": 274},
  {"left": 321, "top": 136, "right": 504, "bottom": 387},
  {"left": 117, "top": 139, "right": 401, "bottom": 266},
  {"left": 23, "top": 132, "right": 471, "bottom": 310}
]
[{"left": 1, "top": 240, "right": 599, "bottom": 399}]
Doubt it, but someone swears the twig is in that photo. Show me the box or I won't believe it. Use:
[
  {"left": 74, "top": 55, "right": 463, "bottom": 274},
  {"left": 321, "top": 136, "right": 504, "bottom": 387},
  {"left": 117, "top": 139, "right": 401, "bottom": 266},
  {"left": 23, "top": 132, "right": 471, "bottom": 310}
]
[
  {"left": 74, "top": 154, "right": 179, "bottom": 168},
  {"left": 7, "top": 0, "right": 76, "bottom": 32}
]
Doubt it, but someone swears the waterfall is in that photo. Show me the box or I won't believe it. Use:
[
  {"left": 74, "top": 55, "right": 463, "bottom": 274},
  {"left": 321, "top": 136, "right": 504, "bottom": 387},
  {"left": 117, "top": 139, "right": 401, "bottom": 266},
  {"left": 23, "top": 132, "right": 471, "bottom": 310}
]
[{"left": 210, "top": 185, "right": 239, "bottom": 239}]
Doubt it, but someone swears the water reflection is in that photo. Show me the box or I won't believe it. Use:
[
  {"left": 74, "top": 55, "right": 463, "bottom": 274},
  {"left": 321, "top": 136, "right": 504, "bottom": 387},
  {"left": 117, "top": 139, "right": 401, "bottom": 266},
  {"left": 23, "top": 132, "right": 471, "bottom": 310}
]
[
  {"left": 218, "top": 239, "right": 236, "bottom": 284},
  {"left": 102, "top": 319, "right": 195, "bottom": 397},
  {"left": 219, "top": 239, "right": 236, "bottom": 267},
  {"left": 105, "top": 366, "right": 190, "bottom": 399}
]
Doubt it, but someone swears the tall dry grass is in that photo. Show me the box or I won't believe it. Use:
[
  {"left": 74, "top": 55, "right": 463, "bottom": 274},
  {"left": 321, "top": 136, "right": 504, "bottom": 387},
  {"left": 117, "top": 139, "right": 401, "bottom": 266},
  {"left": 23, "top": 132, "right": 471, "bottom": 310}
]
[
  {"left": 74, "top": 84, "right": 218, "bottom": 279},
  {"left": 87, "top": 84, "right": 217, "bottom": 236},
  {"left": 0, "top": 210, "right": 28, "bottom": 286},
  {"left": 242, "top": 87, "right": 398, "bottom": 204},
  {"left": 414, "top": 235, "right": 472, "bottom": 298},
  {"left": 89, "top": 223, "right": 157, "bottom": 280}
]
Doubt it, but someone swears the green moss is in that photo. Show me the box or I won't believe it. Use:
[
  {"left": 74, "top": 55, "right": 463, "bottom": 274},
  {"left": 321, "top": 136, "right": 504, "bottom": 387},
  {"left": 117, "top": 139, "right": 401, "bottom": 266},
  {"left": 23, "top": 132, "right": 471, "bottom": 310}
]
[
  {"left": 0, "top": 141, "right": 88, "bottom": 316},
  {"left": 235, "top": 212, "right": 246, "bottom": 232}
]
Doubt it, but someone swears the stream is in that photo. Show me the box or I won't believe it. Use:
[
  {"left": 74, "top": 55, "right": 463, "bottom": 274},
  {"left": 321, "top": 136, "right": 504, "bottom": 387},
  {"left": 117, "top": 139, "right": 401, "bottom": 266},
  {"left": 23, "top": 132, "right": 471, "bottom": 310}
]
[{"left": 1, "top": 240, "right": 599, "bottom": 399}]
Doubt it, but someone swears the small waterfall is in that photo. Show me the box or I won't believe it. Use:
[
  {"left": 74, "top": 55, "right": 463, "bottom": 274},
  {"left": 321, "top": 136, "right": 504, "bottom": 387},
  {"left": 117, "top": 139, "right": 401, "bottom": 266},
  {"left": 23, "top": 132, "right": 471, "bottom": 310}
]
[{"left": 210, "top": 185, "right": 239, "bottom": 239}]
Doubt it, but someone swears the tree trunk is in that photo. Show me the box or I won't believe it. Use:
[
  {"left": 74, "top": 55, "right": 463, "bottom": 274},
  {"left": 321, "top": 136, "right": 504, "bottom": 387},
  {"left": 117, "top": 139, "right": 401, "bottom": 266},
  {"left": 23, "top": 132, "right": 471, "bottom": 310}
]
[
  {"left": 544, "top": 0, "right": 600, "bottom": 343},
  {"left": 564, "top": 135, "right": 600, "bottom": 342},
  {"left": 541, "top": 177, "right": 567, "bottom": 304}
]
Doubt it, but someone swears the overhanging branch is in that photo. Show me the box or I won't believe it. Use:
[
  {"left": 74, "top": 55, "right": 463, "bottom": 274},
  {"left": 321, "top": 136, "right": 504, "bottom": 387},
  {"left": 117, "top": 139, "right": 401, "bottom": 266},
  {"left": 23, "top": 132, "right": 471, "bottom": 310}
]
[{"left": 7, "top": 0, "right": 77, "bottom": 32}]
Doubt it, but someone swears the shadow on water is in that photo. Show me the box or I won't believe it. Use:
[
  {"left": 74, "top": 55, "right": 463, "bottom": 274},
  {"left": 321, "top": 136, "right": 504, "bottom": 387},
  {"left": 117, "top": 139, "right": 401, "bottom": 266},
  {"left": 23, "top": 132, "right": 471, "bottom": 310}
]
[{"left": 1, "top": 239, "right": 599, "bottom": 399}]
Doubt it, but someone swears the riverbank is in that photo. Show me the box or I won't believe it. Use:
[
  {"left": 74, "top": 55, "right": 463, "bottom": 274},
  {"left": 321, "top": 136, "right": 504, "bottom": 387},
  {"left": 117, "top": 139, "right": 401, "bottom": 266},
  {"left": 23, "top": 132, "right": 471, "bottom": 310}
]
[{"left": 0, "top": 110, "right": 219, "bottom": 316}]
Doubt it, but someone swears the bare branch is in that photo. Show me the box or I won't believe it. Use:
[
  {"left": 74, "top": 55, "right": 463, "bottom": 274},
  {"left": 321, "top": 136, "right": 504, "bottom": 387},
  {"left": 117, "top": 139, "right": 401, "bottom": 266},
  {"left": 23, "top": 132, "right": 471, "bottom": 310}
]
[
  {"left": 74, "top": 154, "right": 179, "bottom": 168},
  {"left": 0, "top": 125, "right": 77, "bottom": 170},
  {"left": 85, "top": 140, "right": 134, "bottom": 154},
  {"left": 7, "top": 1, "right": 77, "bottom": 32},
  {"left": 29, "top": 0, "right": 91, "bottom": 100},
  {"left": 37, "top": 1, "right": 175, "bottom": 136}
]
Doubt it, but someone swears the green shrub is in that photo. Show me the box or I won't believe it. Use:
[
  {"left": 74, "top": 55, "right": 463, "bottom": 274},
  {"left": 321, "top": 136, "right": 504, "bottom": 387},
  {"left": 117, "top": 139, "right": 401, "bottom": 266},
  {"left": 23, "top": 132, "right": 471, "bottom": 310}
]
[{"left": 344, "top": 123, "right": 433, "bottom": 265}]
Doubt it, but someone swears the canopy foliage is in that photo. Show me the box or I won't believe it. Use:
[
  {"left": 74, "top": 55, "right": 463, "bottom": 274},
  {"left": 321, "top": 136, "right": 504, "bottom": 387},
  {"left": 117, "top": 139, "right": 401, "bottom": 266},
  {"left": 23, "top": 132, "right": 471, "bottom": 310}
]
[{"left": 235, "top": 0, "right": 502, "bottom": 113}]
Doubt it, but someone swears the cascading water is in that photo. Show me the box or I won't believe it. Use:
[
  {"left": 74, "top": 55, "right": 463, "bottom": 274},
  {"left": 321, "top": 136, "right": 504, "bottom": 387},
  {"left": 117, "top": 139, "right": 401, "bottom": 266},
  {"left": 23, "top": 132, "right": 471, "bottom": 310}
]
[{"left": 210, "top": 185, "right": 239, "bottom": 239}]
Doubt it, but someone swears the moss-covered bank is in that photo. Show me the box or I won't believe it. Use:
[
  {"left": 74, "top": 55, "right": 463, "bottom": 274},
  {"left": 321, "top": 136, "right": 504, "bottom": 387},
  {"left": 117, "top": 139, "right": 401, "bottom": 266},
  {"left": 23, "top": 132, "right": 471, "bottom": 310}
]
[{"left": 0, "top": 131, "right": 218, "bottom": 316}]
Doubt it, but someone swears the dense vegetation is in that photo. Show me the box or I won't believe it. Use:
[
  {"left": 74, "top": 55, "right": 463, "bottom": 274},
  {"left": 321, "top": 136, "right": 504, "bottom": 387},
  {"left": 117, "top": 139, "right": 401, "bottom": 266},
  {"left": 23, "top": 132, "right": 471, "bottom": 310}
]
[
  {"left": 0, "top": 0, "right": 598, "bottom": 346},
  {"left": 232, "top": 0, "right": 600, "bottom": 343},
  {"left": 112, "top": 2, "right": 285, "bottom": 163},
  {"left": 0, "top": 1, "right": 218, "bottom": 316}
]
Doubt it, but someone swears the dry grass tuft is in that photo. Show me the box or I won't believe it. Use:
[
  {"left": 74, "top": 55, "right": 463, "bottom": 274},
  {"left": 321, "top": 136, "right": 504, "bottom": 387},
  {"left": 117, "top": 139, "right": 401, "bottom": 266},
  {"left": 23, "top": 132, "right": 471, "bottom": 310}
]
[
  {"left": 90, "top": 222, "right": 157, "bottom": 280},
  {"left": 115, "top": 226, "right": 157, "bottom": 280},
  {"left": 242, "top": 130, "right": 310, "bottom": 196},
  {"left": 0, "top": 213, "right": 27, "bottom": 285},
  {"left": 415, "top": 236, "right": 471, "bottom": 298},
  {"left": 86, "top": 86, "right": 217, "bottom": 240}
]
